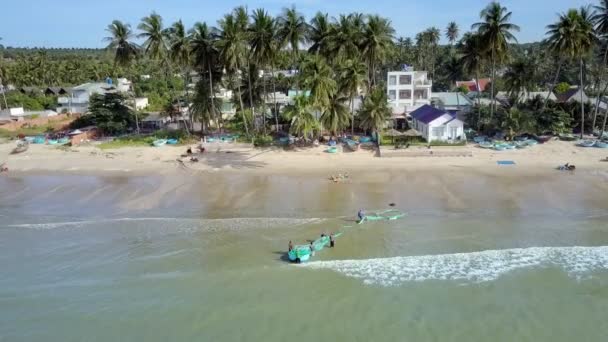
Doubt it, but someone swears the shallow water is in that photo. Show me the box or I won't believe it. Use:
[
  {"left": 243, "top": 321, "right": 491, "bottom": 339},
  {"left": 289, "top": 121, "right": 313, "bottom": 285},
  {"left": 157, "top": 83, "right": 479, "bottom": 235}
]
[{"left": 1, "top": 172, "right": 608, "bottom": 341}]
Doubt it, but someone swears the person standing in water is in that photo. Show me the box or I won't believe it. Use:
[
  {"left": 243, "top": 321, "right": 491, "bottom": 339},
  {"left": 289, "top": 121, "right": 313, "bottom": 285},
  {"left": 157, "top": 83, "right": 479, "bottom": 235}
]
[
  {"left": 330, "top": 234, "right": 335, "bottom": 248},
  {"left": 288, "top": 240, "right": 294, "bottom": 252},
  {"left": 357, "top": 209, "right": 365, "bottom": 223}
]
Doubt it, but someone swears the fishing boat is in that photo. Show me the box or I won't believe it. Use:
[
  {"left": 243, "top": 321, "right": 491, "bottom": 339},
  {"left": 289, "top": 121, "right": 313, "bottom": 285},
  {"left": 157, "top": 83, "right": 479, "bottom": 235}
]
[
  {"left": 47, "top": 139, "right": 59, "bottom": 145},
  {"left": 558, "top": 133, "right": 576, "bottom": 141},
  {"left": 152, "top": 139, "right": 167, "bottom": 147},
  {"left": 359, "top": 136, "right": 372, "bottom": 143},
  {"left": 288, "top": 233, "right": 342, "bottom": 263},
  {"left": 473, "top": 136, "right": 488, "bottom": 143},
  {"left": 57, "top": 137, "right": 70, "bottom": 145},
  {"left": 344, "top": 139, "right": 359, "bottom": 151},
  {"left": 10, "top": 140, "right": 29, "bottom": 154},
  {"left": 24, "top": 136, "right": 35, "bottom": 143},
  {"left": 493, "top": 144, "right": 507, "bottom": 151},
  {"left": 326, "top": 146, "right": 338, "bottom": 153},
  {"left": 524, "top": 139, "right": 538, "bottom": 146},
  {"left": 32, "top": 136, "right": 45, "bottom": 144},
  {"left": 478, "top": 142, "right": 494, "bottom": 149},
  {"left": 166, "top": 138, "right": 178, "bottom": 145},
  {"left": 577, "top": 140, "right": 596, "bottom": 148},
  {"left": 594, "top": 140, "right": 608, "bottom": 148}
]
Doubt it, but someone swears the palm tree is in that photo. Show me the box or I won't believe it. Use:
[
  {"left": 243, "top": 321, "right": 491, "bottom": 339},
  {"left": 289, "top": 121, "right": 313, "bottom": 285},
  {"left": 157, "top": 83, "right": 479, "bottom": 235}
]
[
  {"left": 300, "top": 55, "right": 337, "bottom": 111},
  {"left": 458, "top": 32, "right": 485, "bottom": 130},
  {"left": 104, "top": 20, "right": 140, "bottom": 132},
  {"left": 232, "top": 6, "right": 256, "bottom": 120},
  {"left": 359, "top": 87, "right": 390, "bottom": 141},
  {"left": 104, "top": 20, "right": 140, "bottom": 68},
  {"left": 360, "top": 15, "right": 395, "bottom": 87},
  {"left": 190, "top": 22, "right": 220, "bottom": 131},
  {"left": 545, "top": 8, "right": 595, "bottom": 138},
  {"left": 426, "top": 28, "right": 441, "bottom": 80},
  {"left": 446, "top": 22, "right": 459, "bottom": 46},
  {"left": 249, "top": 8, "right": 279, "bottom": 132},
  {"left": 278, "top": 5, "right": 307, "bottom": 91},
  {"left": 216, "top": 13, "right": 249, "bottom": 134},
  {"left": 137, "top": 12, "right": 168, "bottom": 62},
  {"left": 327, "top": 14, "right": 362, "bottom": 62},
  {"left": 320, "top": 93, "right": 350, "bottom": 136},
  {"left": 339, "top": 59, "right": 367, "bottom": 134},
  {"left": 283, "top": 94, "right": 318, "bottom": 140},
  {"left": 503, "top": 57, "right": 537, "bottom": 103},
  {"left": 307, "top": 12, "right": 332, "bottom": 56},
  {"left": 472, "top": 2, "right": 520, "bottom": 121},
  {"left": 592, "top": 1, "right": 608, "bottom": 133},
  {"left": 167, "top": 20, "right": 192, "bottom": 129}
]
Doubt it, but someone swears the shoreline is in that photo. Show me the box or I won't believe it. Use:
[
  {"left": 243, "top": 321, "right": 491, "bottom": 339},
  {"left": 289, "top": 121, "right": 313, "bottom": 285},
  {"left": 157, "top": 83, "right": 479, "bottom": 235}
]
[{"left": 2, "top": 141, "right": 608, "bottom": 178}]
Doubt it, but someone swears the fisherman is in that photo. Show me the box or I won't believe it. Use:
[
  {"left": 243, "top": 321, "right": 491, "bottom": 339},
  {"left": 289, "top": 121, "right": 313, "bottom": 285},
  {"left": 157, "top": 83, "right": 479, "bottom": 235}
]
[
  {"left": 309, "top": 242, "right": 315, "bottom": 255},
  {"left": 288, "top": 240, "right": 294, "bottom": 252},
  {"left": 357, "top": 209, "right": 365, "bottom": 223},
  {"left": 330, "top": 234, "right": 335, "bottom": 248}
]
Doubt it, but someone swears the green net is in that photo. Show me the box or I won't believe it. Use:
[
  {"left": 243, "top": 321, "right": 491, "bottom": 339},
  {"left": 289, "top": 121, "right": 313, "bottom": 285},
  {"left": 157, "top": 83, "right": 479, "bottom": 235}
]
[{"left": 360, "top": 209, "right": 406, "bottom": 223}]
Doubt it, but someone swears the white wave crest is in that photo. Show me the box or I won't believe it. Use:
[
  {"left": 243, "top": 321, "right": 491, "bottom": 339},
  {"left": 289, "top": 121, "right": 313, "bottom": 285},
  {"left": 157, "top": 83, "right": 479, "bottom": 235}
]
[
  {"left": 4, "top": 217, "right": 323, "bottom": 231},
  {"left": 302, "top": 246, "right": 608, "bottom": 286}
]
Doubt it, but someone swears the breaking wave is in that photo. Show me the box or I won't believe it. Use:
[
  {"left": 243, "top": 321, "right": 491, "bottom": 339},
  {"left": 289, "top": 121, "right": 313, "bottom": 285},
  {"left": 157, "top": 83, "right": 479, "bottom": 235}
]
[
  {"left": 4, "top": 217, "right": 323, "bottom": 231},
  {"left": 302, "top": 246, "right": 608, "bottom": 286}
]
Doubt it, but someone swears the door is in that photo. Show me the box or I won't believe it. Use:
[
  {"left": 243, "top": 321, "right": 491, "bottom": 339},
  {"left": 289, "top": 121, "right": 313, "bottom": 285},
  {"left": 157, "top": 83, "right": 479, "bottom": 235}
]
[{"left": 449, "top": 127, "right": 458, "bottom": 139}]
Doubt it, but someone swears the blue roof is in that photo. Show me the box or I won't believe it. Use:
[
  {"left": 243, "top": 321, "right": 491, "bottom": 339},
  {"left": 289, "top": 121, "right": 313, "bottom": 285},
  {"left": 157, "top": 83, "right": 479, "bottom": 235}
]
[{"left": 410, "top": 105, "right": 448, "bottom": 124}]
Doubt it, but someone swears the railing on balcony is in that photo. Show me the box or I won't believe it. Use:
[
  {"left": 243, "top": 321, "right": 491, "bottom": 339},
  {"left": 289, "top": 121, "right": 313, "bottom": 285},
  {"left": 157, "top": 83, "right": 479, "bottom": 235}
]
[{"left": 58, "top": 97, "right": 89, "bottom": 104}]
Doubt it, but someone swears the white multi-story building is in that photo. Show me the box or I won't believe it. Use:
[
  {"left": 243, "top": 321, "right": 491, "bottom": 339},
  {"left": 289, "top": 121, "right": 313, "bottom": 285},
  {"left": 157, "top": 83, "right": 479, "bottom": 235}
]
[
  {"left": 56, "top": 78, "right": 132, "bottom": 114},
  {"left": 386, "top": 68, "right": 432, "bottom": 115}
]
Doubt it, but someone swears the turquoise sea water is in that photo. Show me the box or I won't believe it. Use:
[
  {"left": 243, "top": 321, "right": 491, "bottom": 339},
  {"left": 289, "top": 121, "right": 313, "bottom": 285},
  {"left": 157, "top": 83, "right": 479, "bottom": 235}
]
[{"left": 1, "top": 172, "right": 608, "bottom": 341}]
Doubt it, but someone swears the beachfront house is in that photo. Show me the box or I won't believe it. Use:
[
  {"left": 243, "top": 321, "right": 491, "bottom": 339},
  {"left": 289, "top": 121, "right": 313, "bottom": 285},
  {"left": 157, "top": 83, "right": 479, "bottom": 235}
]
[
  {"left": 387, "top": 67, "right": 432, "bottom": 115},
  {"left": 430, "top": 92, "right": 473, "bottom": 120},
  {"left": 556, "top": 87, "right": 589, "bottom": 104},
  {"left": 496, "top": 91, "right": 557, "bottom": 104},
  {"left": 409, "top": 105, "right": 464, "bottom": 143},
  {"left": 56, "top": 79, "right": 132, "bottom": 114}
]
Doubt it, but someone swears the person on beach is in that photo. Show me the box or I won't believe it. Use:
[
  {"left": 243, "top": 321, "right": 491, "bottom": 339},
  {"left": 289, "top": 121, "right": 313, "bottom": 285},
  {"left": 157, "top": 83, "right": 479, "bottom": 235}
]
[
  {"left": 357, "top": 209, "right": 365, "bottom": 223},
  {"left": 288, "top": 240, "right": 294, "bottom": 252}
]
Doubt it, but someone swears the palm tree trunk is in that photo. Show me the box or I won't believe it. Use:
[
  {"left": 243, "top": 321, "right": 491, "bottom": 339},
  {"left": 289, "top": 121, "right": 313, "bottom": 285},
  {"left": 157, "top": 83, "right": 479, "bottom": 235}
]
[
  {"left": 262, "top": 70, "right": 267, "bottom": 134},
  {"left": 271, "top": 63, "right": 279, "bottom": 132},
  {"left": 476, "top": 69, "right": 482, "bottom": 132},
  {"left": 580, "top": 58, "right": 585, "bottom": 139},
  {"left": 350, "top": 96, "right": 355, "bottom": 135},
  {"left": 246, "top": 60, "right": 256, "bottom": 132},
  {"left": 235, "top": 65, "right": 248, "bottom": 135},
  {"left": 600, "top": 104, "right": 608, "bottom": 140},
  {"left": 207, "top": 61, "right": 218, "bottom": 133},
  {"left": 543, "top": 60, "right": 562, "bottom": 111},
  {"left": 592, "top": 48, "right": 608, "bottom": 132},
  {"left": 490, "top": 49, "right": 495, "bottom": 123}
]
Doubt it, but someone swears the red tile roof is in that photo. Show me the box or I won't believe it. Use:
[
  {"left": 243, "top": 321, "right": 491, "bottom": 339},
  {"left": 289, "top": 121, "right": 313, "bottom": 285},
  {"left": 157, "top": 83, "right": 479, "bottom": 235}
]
[{"left": 456, "top": 79, "right": 491, "bottom": 92}]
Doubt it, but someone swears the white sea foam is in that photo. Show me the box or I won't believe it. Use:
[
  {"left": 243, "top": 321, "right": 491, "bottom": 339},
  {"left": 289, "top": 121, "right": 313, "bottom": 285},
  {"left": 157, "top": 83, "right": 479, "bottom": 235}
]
[
  {"left": 302, "top": 246, "right": 608, "bottom": 286},
  {"left": 4, "top": 217, "right": 323, "bottom": 231}
]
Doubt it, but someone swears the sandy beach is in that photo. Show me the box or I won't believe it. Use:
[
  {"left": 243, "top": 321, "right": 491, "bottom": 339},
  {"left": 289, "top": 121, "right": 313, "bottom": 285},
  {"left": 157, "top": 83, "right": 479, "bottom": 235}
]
[{"left": 2, "top": 140, "right": 608, "bottom": 178}]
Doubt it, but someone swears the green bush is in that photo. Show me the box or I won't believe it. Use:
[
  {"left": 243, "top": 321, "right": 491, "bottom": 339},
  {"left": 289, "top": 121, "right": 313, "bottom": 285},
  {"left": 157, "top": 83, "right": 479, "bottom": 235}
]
[
  {"left": 429, "top": 140, "right": 467, "bottom": 146},
  {"left": 253, "top": 134, "right": 273, "bottom": 147}
]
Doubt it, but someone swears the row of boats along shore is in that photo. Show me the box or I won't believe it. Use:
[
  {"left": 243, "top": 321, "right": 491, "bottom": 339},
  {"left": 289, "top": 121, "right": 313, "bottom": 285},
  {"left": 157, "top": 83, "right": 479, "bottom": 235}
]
[
  {"left": 288, "top": 209, "right": 406, "bottom": 264},
  {"left": 474, "top": 133, "right": 608, "bottom": 151}
]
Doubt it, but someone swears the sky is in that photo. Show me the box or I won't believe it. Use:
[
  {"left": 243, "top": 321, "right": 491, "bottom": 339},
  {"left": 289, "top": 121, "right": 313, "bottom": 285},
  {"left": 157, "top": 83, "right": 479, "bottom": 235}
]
[{"left": 0, "top": 0, "right": 593, "bottom": 48}]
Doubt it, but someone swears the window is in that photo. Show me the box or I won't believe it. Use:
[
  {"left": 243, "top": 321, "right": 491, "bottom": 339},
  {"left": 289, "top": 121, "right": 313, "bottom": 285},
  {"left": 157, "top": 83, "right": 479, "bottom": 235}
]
[
  {"left": 399, "top": 75, "right": 412, "bottom": 85},
  {"left": 388, "top": 90, "right": 396, "bottom": 101},
  {"left": 432, "top": 127, "right": 445, "bottom": 138},
  {"left": 388, "top": 76, "right": 397, "bottom": 86},
  {"left": 415, "top": 90, "right": 428, "bottom": 99},
  {"left": 399, "top": 89, "right": 411, "bottom": 99}
]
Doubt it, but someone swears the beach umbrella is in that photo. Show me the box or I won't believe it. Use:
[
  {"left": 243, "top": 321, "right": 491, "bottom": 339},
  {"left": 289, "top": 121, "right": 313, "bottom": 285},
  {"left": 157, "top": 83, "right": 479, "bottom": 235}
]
[
  {"left": 402, "top": 129, "right": 421, "bottom": 137},
  {"left": 384, "top": 128, "right": 404, "bottom": 137}
]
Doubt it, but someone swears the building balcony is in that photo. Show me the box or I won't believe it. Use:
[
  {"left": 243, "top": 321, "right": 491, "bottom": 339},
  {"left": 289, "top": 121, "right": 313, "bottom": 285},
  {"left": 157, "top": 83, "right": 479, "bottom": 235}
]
[
  {"left": 415, "top": 80, "right": 432, "bottom": 86},
  {"left": 58, "top": 97, "right": 89, "bottom": 105}
]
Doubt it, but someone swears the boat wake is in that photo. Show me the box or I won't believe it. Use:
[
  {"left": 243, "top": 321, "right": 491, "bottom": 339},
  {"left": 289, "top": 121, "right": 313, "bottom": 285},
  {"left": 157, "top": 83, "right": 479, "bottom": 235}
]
[
  {"left": 4, "top": 217, "right": 324, "bottom": 231},
  {"left": 302, "top": 246, "right": 608, "bottom": 286}
]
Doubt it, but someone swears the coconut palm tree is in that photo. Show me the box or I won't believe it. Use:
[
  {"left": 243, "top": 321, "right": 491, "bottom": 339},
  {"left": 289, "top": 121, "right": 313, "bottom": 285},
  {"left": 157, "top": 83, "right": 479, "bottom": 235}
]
[
  {"left": 545, "top": 8, "right": 595, "bottom": 138},
  {"left": 458, "top": 32, "right": 485, "bottom": 130},
  {"left": 167, "top": 20, "right": 192, "bottom": 129},
  {"left": 232, "top": 6, "right": 256, "bottom": 120},
  {"left": 472, "top": 2, "right": 520, "bottom": 121},
  {"left": 190, "top": 22, "right": 221, "bottom": 131},
  {"left": 360, "top": 15, "right": 395, "bottom": 87},
  {"left": 307, "top": 12, "right": 332, "bottom": 56},
  {"left": 426, "top": 27, "right": 441, "bottom": 80},
  {"left": 339, "top": 59, "right": 367, "bottom": 134},
  {"left": 503, "top": 57, "right": 537, "bottom": 103},
  {"left": 278, "top": 5, "right": 307, "bottom": 90},
  {"left": 216, "top": 13, "right": 249, "bottom": 134},
  {"left": 249, "top": 8, "right": 279, "bottom": 131},
  {"left": 138, "top": 12, "right": 169, "bottom": 62},
  {"left": 104, "top": 20, "right": 140, "bottom": 68},
  {"left": 283, "top": 94, "right": 318, "bottom": 140},
  {"left": 327, "top": 14, "right": 362, "bottom": 62},
  {"left": 320, "top": 93, "right": 350, "bottom": 136},
  {"left": 359, "top": 87, "right": 390, "bottom": 141},
  {"left": 591, "top": 1, "right": 608, "bottom": 133},
  {"left": 104, "top": 20, "right": 140, "bottom": 132},
  {"left": 300, "top": 55, "right": 337, "bottom": 111},
  {"left": 446, "top": 22, "right": 459, "bottom": 46}
]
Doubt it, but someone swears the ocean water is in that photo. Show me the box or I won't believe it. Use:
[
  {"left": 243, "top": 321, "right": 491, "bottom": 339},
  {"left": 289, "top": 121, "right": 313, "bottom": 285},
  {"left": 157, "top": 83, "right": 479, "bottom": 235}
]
[{"left": 1, "top": 172, "right": 608, "bottom": 341}]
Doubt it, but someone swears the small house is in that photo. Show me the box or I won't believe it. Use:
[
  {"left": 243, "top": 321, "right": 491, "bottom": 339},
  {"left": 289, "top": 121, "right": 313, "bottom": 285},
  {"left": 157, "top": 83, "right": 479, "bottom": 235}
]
[
  {"left": 430, "top": 92, "right": 473, "bottom": 119},
  {"left": 409, "top": 105, "right": 464, "bottom": 143},
  {"left": 556, "top": 87, "right": 589, "bottom": 104}
]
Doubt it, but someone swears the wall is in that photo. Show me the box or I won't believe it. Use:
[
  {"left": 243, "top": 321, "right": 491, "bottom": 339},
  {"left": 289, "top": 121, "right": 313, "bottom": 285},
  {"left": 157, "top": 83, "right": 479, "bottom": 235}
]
[{"left": 0, "top": 114, "right": 78, "bottom": 131}]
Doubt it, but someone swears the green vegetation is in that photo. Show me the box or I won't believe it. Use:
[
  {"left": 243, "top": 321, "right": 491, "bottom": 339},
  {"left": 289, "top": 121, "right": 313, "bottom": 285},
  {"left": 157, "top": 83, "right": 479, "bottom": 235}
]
[
  {"left": 3, "top": 92, "right": 57, "bottom": 110},
  {"left": 97, "top": 130, "right": 193, "bottom": 149},
  {"left": 70, "top": 93, "right": 136, "bottom": 135}
]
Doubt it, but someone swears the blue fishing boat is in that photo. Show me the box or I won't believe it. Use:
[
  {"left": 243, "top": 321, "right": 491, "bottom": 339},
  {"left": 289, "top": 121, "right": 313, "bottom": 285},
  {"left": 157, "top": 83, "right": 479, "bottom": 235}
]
[
  {"left": 594, "top": 140, "right": 608, "bottom": 148},
  {"left": 578, "top": 140, "right": 596, "bottom": 148},
  {"left": 152, "top": 139, "right": 167, "bottom": 147},
  {"left": 33, "top": 136, "right": 45, "bottom": 144},
  {"left": 166, "top": 139, "right": 178, "bottom": 145}
]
